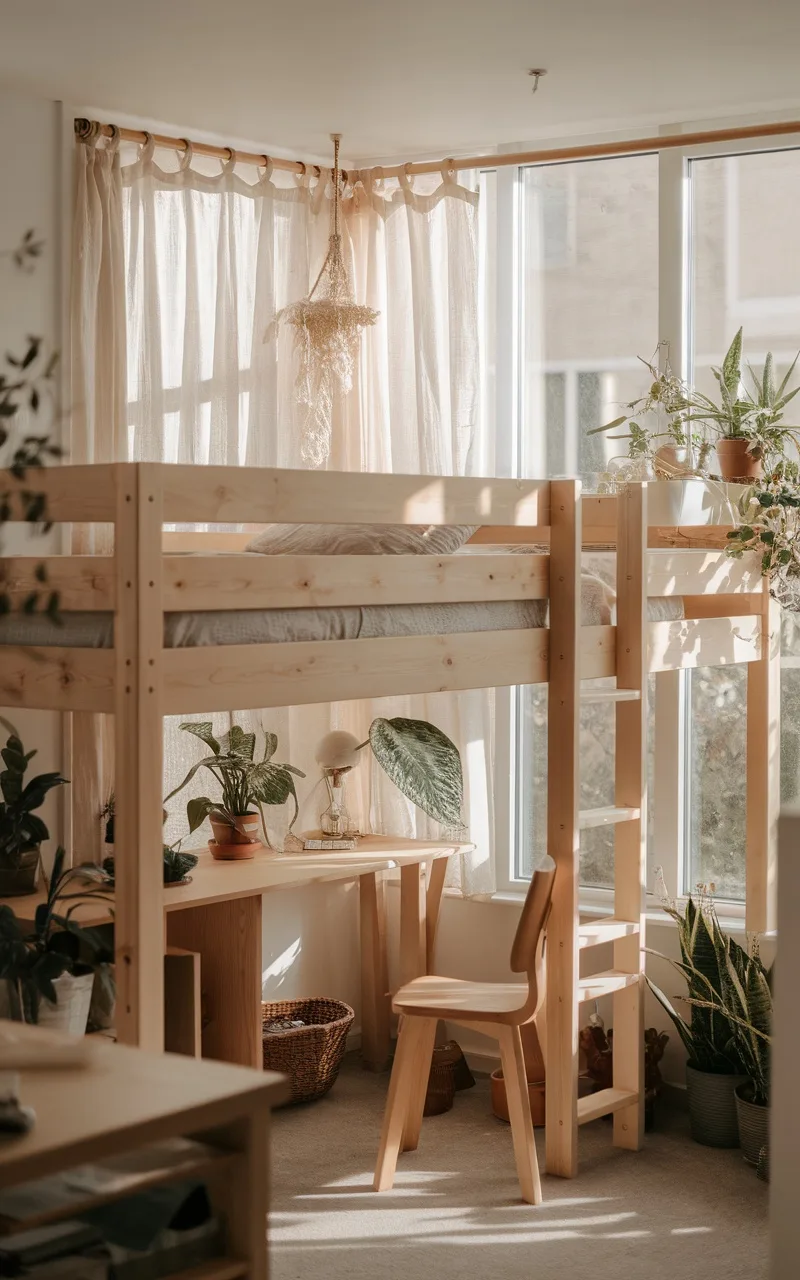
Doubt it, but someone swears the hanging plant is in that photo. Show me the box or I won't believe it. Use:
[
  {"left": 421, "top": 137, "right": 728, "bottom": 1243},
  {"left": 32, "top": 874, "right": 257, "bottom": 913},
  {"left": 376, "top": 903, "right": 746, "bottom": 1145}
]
[{"left": 268, "top": 135, "right": 379, "bottom": 467}]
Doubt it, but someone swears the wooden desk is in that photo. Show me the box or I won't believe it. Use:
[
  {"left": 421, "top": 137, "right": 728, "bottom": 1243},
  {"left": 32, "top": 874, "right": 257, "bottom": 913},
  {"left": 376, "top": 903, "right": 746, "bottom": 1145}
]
[
  {"left": 0, "top": 1022, "right": 288, "bottom": 1280},
  {"left": 2, "top": 836, "right": 466, "bottom": 1072}
]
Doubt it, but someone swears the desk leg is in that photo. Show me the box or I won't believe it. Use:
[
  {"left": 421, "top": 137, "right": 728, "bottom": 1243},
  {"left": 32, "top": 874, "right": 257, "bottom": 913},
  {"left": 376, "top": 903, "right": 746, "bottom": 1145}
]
[
  {"left": 399, "top": 862, "right": 427, "bottom": 988},
  {"left": 425, "top": 857, "right": 449, "bottom": 973},
  {"left": 166, "top": 894, "right": 262, "bottom": 1068},
  {"left": 360, "top": 873, "right": 390, "bottom": 1072}
]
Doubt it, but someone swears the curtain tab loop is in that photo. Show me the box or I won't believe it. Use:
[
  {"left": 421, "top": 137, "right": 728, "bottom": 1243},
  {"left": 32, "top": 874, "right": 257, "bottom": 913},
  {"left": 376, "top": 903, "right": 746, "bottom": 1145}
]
[
  {"left": 440, "top": 158, "right": 456, "bottom": 182},
  {"left": 141, "top": 131, "right": 156, "bottom": 163},
  {"left": 398, "top": 161, "right": 413, "bottom": 191},
  {"left": 261, "top": 154, "right": 274, "bottom": 181},
  {"left": 222, "top": 147, "right": 237, "bottom": 173},
  {"left": 178, "top": 138, "right": 193, "bottom": 171}
]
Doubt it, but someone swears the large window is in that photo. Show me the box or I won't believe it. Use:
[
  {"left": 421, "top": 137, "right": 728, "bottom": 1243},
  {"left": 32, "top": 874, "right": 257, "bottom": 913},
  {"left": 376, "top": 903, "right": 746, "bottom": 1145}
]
[{"left": 487, "top": 134, "right": 800, "bottom": 906}]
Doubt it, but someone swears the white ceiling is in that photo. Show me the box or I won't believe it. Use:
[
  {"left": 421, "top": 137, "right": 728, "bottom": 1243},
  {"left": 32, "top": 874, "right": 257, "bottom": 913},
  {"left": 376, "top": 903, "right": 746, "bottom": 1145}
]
[{"left": 3, "top": 0, "right": 800, "bottom": 163}]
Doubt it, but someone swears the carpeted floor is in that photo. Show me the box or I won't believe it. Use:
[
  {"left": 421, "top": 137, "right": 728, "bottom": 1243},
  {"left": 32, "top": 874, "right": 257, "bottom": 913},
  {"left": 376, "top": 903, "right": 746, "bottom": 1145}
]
[{"left": 271, "top": 1055, "right": 768, "bottom": 1280}]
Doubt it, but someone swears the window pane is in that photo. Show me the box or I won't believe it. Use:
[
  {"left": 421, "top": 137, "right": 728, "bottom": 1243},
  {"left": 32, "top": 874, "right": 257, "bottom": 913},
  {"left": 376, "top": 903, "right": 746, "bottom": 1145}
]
[
  {"left": 514, "top": 155, "right": 658, "bottom": 887},
  {"left": 519, "top": 154, "right": 659, "bottom": 481},
  {"left": 689, "top": 147, "right": 800, "bottom": 900}
]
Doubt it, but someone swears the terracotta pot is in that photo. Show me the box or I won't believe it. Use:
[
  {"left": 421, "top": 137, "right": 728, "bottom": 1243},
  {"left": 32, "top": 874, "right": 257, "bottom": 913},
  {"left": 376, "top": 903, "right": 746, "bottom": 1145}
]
[
  {"left": 209, "top": 812, "right": 262, "bottom": 861},
  {"left": 735, "top": 1082, "right": 770, "bottom": 1166},
  {"left": 490, "top": 1070, "right": 546, "bottom": 1126},
  {"left": 716, "top": 438, "right": 763, "bottom": 482},
  {"left": 0, "top": 847, "right": 40, "bottom": 897}
]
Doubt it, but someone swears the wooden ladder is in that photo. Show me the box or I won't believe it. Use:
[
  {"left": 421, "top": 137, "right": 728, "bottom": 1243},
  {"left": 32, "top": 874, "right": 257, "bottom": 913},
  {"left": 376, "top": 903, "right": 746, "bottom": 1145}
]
[{"left": 545, "top": 481, "right": 647, "bottom": 1177}]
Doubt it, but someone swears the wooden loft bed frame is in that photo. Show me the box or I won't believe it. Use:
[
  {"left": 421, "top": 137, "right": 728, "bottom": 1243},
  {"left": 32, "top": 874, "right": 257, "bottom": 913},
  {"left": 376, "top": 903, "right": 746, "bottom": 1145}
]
[{"left": 0, "top": 462, "right": 778, "bottom": 1180}]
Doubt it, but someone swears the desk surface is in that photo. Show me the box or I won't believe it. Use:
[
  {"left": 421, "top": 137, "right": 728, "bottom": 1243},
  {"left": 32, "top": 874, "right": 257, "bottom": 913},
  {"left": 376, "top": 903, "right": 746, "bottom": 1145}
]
[
  {"left": 0, "top": 835, "right": 468, "bottom": 923},
  {"left": 0, "top": 1022, "right": 287, "bottom": 1188}
]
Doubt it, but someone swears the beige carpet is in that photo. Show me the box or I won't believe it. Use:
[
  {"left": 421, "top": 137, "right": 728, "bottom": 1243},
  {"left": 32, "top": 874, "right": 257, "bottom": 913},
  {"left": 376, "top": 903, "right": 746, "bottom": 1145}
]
[{"left": 271, "top": 1056, "right": 768, "bottom": 1280}]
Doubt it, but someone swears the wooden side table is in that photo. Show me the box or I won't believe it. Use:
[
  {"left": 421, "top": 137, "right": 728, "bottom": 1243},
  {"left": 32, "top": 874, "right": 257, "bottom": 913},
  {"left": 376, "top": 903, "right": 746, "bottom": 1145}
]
[{"left": 0, "top": 1022, "right": 288, "bottom": 1279}]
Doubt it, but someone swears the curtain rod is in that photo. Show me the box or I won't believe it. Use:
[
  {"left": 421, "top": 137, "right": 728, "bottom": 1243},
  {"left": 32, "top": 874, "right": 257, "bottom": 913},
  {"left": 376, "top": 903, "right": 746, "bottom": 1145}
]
[{"left": 75, "top": 116, "right": 800, "bottom": 180}]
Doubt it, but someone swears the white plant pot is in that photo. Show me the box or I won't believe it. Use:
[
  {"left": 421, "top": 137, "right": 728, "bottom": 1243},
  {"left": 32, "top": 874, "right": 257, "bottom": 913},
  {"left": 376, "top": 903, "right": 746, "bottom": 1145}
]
[
  {"left": 645, "top": 479, "right": 747, "bottom": 528},
  {"left": 36, "top": 971, "right": 95, "bottom": 1036}
]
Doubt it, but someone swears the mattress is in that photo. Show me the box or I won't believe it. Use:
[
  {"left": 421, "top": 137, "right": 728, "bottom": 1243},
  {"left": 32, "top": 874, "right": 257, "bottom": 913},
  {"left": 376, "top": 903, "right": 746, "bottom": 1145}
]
[{"left": 0, "top": 575, "right": 684, "bottom": 649}]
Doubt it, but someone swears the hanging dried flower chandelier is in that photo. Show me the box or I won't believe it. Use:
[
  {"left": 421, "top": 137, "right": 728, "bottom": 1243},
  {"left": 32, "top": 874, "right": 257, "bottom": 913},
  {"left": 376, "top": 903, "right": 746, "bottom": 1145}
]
[{"left": 270, "top": 134, "right": 379, "bottom": 466}]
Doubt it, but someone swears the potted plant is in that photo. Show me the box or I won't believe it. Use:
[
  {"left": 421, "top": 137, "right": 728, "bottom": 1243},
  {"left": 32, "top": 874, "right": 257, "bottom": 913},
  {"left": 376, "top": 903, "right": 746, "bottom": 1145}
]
[
  {"left": 0, "top": 847, "right": 113, "bottom": 1034},
  {"left": 102, "top": 842, "right": 198, "bottom": 888},
  {"left": 647, "top": 892, "right": 753, "bottom": 1147},
  {"left": 684, "top": 941, "right": 772, "bottom": 1167},
  {"left": 726, "top": 462, "right": 800, "bottom": 608},
  {"left": 0, "top": 718, "right": 68, "bottom": 896},
  {"left": 314, "top": 717, "right": 464, "bottom": 836},
  {"left": 165, "top": 723, "right": 305, "bottom": 860}
]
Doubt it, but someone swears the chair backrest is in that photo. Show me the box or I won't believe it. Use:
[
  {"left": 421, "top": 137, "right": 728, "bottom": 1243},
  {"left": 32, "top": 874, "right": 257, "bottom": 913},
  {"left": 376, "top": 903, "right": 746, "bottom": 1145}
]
[{"left": 509, "top": 858, "right": 556, "bottom": 1010}]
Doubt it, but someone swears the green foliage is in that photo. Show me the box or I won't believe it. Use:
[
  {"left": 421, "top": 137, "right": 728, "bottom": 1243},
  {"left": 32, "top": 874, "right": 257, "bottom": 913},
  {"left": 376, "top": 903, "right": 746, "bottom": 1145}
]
[
  {"left": 165, "top": 721, "right": 305, "bottom": 837},
  {"left": 0, "top": 717, "right": 68, "bottom": 870},
  {"left": 0, "top": 230, "right": 63, "bottom": 621},
  {"left": 646, "top": 893, "right": 768, "bottom": 1077},
  {"left": 365, "top": 717, "right": 463, "bottom": 828},
  {"left": 162, "top": 846, "right": 198, "bottom": 884},
  {"left": 726, "top": 463, "right": 800, "bottom": 601},
  {"left": 0, "top": 847, "right": 114, "bottom": 1023}
]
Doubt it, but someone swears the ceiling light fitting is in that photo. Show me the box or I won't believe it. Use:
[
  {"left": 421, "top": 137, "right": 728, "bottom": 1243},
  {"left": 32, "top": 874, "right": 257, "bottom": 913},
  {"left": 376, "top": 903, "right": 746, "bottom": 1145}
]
[{"left": 528, "top": 68, "right": 548, "bottom": 94}]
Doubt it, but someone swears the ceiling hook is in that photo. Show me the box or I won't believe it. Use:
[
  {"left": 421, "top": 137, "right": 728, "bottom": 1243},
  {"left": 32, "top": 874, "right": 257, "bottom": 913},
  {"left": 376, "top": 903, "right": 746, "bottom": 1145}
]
[{"left": 528, "top": 68, "right": 548, "bottom": 94}]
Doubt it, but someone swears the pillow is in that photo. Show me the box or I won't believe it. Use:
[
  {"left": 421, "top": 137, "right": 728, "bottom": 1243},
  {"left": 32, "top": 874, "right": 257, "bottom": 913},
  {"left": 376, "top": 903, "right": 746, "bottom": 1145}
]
[{"left": 245, "top": 523, "right": 476, "bottom": 556}]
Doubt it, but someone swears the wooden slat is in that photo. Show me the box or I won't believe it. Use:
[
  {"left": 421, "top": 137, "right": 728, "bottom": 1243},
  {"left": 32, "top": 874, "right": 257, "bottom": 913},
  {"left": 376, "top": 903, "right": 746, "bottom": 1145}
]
[
  {"left": 577, "top": 1088, "right": 640, "bottom": 1125},
  {"left": 161, "top": 465, "right": 551, "bottom": 527},
  {"left": 161, "top": 628, "right": 551, "bottom": 713},
  {"left": 162, "top": 552, "right": 550, "bottom": 611},
  {"left": 648, "top": 525, "right": 734, "bottom": 549},
  {"left": 648, "top": 615, "right": 761, "bottom": 671},
  {"left": 544, "top": 479, "right": 581, "bottom": 1181},
  {"left": 577, "top": 918, "right": 640, "bottom": 949},
  {"left": 0, "top": 556, "right": 115, "bottom": 610},
  {"left": 578, "top": 805, "right": 640, "bottom": 829},
  {"left": 578, "top": 970, "right": 640, "bottom": 1001},
  {"left": 582, "top": 494, "right": 617, "bottom": 541},
  {"left": 0, "top": 647, "right": 115, "bottom": 711},
  {"left": 746, "top": 587, "right": 780, "bottom": 933},
  {"left": 580, "top": 624, "right": 617, "bottom": 679},
  {"left": 646, "top": 549, "right": 761, "bottom": 596},
  {"left": 465, "top": 526, "right": 549, "bottom": 545},
  {"left": 682, "top": 593, "right": 763, "bottom": 618},
  {"left": 0, "top": 464, "right": 118, "bottom": 523},
  {"left": 580, "top": 687, "right": 640, "bottom": 704},
  {"left": 613, "top": 482, "right": 647, "bottom": 1153}
]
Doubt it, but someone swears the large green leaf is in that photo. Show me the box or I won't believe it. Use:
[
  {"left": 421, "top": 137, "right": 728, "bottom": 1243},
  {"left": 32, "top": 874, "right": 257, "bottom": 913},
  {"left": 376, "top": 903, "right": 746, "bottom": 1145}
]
[
  {"left": 186, "top": 796, "right": 219, "bottom": 833},
  {"left": 163, "top": 753, "right": 221, "bottom": 802},
  {"left": 179, "top": 721, "right": 220, "bottom": 755},
  {"left": 262, "top": 732, "right": 278, "bottom": 762},
  {"left": 219, "top": 725, "right": 256, "bottom": 761},
  {"left": 368, "top": 717, "right": 463, "bottom": 827}
]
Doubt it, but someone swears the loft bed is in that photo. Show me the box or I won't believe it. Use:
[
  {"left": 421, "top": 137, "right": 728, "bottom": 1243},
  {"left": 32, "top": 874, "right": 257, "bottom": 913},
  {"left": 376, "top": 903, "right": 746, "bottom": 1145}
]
[{"left": 0, "top": 463, "right": 778, "bottom": 1181}]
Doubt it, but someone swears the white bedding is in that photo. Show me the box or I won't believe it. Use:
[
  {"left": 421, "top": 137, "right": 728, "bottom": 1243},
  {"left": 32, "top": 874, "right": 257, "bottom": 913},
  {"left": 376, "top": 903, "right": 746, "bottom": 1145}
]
[{"left": 0, "top": 571, "right": 683, "bottom": 649}]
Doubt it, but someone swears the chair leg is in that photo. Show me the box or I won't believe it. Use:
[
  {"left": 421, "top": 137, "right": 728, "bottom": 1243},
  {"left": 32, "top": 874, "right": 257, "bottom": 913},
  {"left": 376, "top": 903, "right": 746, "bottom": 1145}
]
[
  {"left": 401, "top": 1016, "right": 436, "bottom": 1151},
  {"left": 498, "top": 1024, "right": 542, "bottom": 1206},
  {"left": 374, "top": 1016, "right": 426, "bottom": 1192}
]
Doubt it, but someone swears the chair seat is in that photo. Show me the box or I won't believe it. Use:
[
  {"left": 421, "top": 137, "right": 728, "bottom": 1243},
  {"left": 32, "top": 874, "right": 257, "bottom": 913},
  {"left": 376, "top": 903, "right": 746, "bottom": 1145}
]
[{"left": 393, "top": 974, "right": 530, "bottom": 1021}]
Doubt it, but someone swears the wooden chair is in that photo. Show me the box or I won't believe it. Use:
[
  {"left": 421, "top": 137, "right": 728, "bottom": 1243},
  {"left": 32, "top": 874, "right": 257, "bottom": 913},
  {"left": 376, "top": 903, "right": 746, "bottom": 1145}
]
[{"left": 373, "top": 858, "right": 555, "bottom": 1205}]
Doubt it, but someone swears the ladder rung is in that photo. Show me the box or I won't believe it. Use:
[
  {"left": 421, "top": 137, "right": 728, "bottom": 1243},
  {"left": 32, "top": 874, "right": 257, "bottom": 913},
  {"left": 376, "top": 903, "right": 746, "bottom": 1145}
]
[
  {"left": 578, "top": 918, "right": 641, "bottom": 949},
  {"left": 578, "top": 806, "right": 640, "bottom": 830},
  {"left": 577, "top": 1087, "right": 640, "bottom": 1125},
  {"left": 578, "top": 970, "right": 640, "bottom": 1001},
  {"left": 580, "top": 687, "right": 641, "bottom": 705}
]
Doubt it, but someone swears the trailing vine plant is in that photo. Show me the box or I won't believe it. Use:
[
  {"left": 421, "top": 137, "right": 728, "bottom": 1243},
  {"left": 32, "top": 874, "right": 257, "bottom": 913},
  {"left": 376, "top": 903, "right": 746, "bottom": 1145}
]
[{"left": 0, "top": 230, "right": 62, "bottom": 620}]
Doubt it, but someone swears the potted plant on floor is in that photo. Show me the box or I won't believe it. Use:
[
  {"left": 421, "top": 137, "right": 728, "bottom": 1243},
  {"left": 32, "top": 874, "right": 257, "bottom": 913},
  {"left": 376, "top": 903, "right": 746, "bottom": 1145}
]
[
  {"left": 647, "top": 891, "right": 754, "bottom": 1147},
  {"left": 0, "top": 718, "right": 68, "bottom": 897},
  {"left": 0, "top": 847, "right": 114, "bottom": 1033},
  {"left": 685, "top": 941, "right": 772, "bottom": 1167},
  {"left": 165, "top": 723, "right": 305, "bottom": 859}
]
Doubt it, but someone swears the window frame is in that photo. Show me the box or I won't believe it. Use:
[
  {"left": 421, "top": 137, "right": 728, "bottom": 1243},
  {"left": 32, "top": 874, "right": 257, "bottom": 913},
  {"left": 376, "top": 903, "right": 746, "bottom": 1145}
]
[{"left": 491, "top": 121, "right": 800, "bottom": 916}]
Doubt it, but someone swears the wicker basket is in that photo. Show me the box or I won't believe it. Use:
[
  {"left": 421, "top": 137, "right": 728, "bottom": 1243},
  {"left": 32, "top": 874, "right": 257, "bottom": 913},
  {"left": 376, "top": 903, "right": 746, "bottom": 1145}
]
[{"left": 261, "top": 998, "right": 354, "bottom": 1104}]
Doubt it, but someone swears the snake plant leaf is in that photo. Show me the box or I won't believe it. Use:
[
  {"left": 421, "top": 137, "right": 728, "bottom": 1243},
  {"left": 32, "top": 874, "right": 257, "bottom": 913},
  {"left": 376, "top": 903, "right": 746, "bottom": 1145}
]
[
  {"left": 368, "top": 717, "right": 463, "bottom": 827},
  {"left": 721, "top": 327, "right": 743, "bottom": 398},
  {"left": 220, "top": 725, "right": 256, "bottom": 761}
]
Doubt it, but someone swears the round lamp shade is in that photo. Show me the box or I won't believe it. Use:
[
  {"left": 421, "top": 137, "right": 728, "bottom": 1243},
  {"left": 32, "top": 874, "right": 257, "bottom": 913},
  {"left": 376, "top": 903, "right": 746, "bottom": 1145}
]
[{"left": 315, "top": 730, "right": 362, "bottom": 772}]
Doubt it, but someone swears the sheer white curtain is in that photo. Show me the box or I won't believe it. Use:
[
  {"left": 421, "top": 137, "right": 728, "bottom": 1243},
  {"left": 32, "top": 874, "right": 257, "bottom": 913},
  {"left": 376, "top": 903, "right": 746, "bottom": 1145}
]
[{"left": 71, "top": 132, "right": 495, "bottom": 894}]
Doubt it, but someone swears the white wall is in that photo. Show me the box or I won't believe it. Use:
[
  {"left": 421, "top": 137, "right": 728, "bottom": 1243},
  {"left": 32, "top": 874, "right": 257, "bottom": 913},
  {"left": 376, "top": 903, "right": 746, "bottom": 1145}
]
[{"left": 0, "top": 89, "right": 64, "bottom": 866}]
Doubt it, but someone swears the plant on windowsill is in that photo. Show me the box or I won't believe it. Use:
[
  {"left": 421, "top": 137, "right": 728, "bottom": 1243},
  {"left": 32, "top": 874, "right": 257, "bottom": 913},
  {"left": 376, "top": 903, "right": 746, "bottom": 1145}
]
[
  {"left": 314, "top": 718, "right": 464, "bottom": 838},
  {"left": 102, "top": 841, "right": 199, "bottom": 888},
  {"left": 0, "top": 717, "right": 68, "bottom": 897},
  {"left": 165, "top": 723, "right": 306, "bottom": 860},
  {"left": 726, "top": 461, "right": 800, "bottom": 611},
  {"left": 0, "top": 847, "right": 114, "bottom": 1034},
  {"left": 592, "top": 331, "right": 800, "bottom": 485},
  {"left": 646, "top": 884, "right": 767, "bottom": 1149}
]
